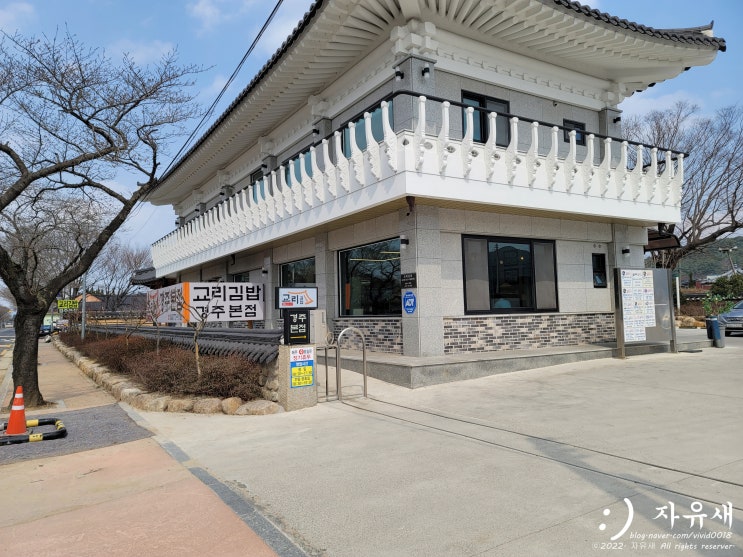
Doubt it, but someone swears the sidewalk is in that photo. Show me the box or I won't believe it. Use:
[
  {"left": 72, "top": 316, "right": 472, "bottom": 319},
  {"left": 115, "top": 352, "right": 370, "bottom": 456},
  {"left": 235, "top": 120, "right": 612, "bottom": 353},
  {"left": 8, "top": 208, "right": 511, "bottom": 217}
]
[{"left": 0, "top": 341, "right": 282, "bottom": 557}]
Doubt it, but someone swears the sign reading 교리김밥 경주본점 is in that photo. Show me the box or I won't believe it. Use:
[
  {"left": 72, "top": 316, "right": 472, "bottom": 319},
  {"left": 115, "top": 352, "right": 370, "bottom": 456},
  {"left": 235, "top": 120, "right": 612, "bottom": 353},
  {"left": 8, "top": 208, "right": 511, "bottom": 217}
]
[{"left": 146, "top": 282, "right": 265, "bottom": 324}]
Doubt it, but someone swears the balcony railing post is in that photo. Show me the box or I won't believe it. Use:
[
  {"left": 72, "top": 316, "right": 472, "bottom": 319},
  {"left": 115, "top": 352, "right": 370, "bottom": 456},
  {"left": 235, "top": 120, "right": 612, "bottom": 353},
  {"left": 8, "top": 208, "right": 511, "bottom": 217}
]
[{"left": 150, "top": 92, "right": 687, "bottom": 275}]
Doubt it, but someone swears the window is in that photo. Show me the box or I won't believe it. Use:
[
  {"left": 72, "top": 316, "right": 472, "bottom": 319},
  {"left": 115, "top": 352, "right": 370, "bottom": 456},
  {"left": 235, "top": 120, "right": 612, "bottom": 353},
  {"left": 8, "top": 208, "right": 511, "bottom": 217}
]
[
  {"left": 339, "top": 238, "right": 401, "bottom": 316},
  {"left": 341, "top": 102, "right": 390, "bottom": 157},
  {"left": 250, "top": 169, "right": 265, "bottom": 202},
  {"left": 462, "top": 92, "right": 509, "bottom": 147},
  {"left": 463, "top": 236, "right": 558, "bottom": 313},
  {"left": 592, "top": 253, "right": 607, "bottom": 288},
  {"left": 563, "top": 119, "right": 586, "bottom": 146},
  {"left": 281, "top": 257, "right": 316, "bottom": 287},
  {"left": 283, "top": 151, "right": 312, "bottom": 187}
]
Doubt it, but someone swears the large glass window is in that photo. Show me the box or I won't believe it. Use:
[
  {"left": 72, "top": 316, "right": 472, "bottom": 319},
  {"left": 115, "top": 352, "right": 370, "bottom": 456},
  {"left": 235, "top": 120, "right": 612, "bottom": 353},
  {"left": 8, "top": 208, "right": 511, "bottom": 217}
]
[
  {"left": 462, "top": 92, "right": 509, "bottom": 146},
  {"left": 341, "top": 102, "right": 390, "bottom": 157},
  {"left": 281, "top": 257, "right": 316, "bottom": 287},
  {"left": 463, "top": 236, "right": 557, "bottom": 313},
  {"left": 339, "top": 238, "right": 401, "bottom": 316}
]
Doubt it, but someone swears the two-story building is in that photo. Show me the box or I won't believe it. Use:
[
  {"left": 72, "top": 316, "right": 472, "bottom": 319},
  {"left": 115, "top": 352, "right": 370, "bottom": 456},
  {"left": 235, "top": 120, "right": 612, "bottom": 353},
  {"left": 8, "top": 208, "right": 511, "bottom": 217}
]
[{"left": 145, "top": 0, "right": 725, "bottom": 379}]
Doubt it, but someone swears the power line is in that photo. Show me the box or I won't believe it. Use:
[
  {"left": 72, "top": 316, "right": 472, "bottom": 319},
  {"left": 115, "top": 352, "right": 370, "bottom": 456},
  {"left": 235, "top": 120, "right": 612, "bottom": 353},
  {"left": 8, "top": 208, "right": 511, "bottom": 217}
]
[{"left": 160, "top": 0, "right": 286, "bottom": 178}]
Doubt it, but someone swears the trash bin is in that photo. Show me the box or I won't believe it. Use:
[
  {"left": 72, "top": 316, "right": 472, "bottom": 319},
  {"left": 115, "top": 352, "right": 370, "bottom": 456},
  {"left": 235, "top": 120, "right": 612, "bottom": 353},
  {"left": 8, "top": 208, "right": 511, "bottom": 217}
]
[
  {"left": 716, "top": 324, "right": 726, "bottom": 348},
  {"left": 709, "top": 317, "right": 725, "bottom": 348},
  {"left": 706, "top": 317, "right": 716, "bottom": 340}
]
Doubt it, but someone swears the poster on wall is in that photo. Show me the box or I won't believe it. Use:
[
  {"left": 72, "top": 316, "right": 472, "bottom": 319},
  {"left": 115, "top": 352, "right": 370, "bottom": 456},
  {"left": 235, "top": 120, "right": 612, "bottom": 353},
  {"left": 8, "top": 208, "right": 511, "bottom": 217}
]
[
  {"left": 147, "top": 282, "right": 265, "bottom": 324},
  {"left": 618, "top": 269, "right": 656, "bottom": 342}
]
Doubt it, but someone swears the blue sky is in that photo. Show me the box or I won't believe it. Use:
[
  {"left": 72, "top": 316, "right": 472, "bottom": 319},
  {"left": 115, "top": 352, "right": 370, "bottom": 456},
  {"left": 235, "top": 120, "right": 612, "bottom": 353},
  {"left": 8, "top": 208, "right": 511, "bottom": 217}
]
[{"left": 1, "top": 0, "right": 740, "bottom": 249}]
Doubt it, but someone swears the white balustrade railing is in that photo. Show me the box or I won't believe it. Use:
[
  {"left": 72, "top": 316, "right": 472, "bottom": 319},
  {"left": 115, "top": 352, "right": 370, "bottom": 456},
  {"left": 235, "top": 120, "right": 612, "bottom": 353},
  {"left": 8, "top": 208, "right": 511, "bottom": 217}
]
[{"left": 152, "top": 95, "right": 684, "bottom": 275}]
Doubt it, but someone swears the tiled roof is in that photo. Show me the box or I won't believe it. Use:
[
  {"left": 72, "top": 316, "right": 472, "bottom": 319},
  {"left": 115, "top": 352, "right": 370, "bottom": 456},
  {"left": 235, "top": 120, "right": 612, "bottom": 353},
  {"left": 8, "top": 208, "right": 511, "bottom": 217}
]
[
  {"left": 155, "top": 0, "right": 726, "bottom": 189},
  {"left": 553, "top": 0, "right": 726, "bottom": 52}
]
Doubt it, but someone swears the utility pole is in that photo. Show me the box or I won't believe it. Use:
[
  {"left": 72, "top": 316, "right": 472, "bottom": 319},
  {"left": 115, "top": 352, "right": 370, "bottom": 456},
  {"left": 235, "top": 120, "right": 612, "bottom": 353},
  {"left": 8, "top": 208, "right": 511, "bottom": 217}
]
[{"left": 718, "top": 246, "right": 738, "bottom": 275}]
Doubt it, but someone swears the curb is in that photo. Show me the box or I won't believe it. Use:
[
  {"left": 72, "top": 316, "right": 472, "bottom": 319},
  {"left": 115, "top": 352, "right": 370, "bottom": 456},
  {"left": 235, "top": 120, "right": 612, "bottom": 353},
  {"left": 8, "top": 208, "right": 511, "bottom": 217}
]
[{"left": 51, "top": 337, "right": 285, "bottom": 416}]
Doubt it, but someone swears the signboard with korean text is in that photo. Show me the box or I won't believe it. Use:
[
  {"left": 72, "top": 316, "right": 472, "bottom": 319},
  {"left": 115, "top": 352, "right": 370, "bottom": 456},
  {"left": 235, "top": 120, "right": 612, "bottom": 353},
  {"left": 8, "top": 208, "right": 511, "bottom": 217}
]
[
  {"left": 276, "top": 287, "right": 318, "bottom": 309},
  {"left": 147, "top": 282, "right": 264, "bottom": 324},
  {"left": 57, "top": 299, "right": 79, "bottom": 310},
  {"left": 619, "top": 269, "right": 656, "bottom": 342},
  {"left": 283, "top": 308, "right": 310, "bottom": 344},
  {"left": 614, "top": 268, "right": 674, "bottom": 353},
  {"left": 290, "top": 346, "right": 315, "bottom": 388},
  {"left": 401, "top": 273, "right": 417, "bottom": 289}
]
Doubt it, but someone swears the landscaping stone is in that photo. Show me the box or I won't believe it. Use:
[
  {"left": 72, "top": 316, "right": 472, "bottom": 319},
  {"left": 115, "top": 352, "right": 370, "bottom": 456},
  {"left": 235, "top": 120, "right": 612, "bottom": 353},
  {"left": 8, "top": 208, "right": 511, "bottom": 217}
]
[
  {"left": 221, "top": 397, "right": 243, "bottom": 415},
  {"left": 192, "top": 397, "right": 224, "bottom": 414},
  {"left": 167, "top": 398, "right": 195, "bottom": 413},
  {"left": 120, "top": 387, "right": 145, "bottom": 405},
  {"left": 235, "top": 400, "right": 285, "bottom": 415}
]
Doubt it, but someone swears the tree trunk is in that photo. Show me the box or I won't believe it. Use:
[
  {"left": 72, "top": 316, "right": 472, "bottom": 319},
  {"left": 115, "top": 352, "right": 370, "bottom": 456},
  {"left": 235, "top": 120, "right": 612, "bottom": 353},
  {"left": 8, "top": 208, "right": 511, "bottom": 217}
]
[{"left": 12, "top": 308, "right": 47, "bottom": 407}]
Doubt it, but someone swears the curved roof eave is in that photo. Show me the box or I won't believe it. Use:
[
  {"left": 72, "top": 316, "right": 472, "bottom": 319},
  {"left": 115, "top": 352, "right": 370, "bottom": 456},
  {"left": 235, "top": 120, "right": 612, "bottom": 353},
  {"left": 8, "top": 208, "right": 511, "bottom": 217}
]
[{"left": 151, "top": 0, "right": 725, "bottom": 203}]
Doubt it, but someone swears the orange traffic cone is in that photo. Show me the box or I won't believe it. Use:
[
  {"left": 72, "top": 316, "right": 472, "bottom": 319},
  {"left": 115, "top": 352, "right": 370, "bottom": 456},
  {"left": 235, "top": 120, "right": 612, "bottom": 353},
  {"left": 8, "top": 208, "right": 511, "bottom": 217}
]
[{"left": 4, "top": 386, "right": 28, "bottom": 435}]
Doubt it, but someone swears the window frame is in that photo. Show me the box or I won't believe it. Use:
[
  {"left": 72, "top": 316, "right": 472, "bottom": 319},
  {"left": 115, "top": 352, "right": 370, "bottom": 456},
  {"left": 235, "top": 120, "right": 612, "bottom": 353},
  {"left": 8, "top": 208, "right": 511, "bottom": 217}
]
[
  {"left": 592, "top": 253, "right": 607, "bottom": 288},
  {"left": 338, "top": 238, "right": 402, "bottom": 317},
  {"left": 280, "top": 257, "right": 316, "bottom": 288},
  {"left": 461, "top": 234, "right": 559, "bottom": 314},
  {"left": 461, "top": 91, "right": 510, "bottom": 147},
  {"left": 563, "top": 119, "right": 586, "bottom": 146}
]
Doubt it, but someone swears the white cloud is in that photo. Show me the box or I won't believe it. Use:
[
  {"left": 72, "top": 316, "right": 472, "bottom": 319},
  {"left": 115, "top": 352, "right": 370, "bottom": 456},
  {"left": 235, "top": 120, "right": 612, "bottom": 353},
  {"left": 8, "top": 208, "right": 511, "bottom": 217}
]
[
  {"left": 258, "top": 12, "right": 304, "bottom": 56},
  {"left": 0, "top": 2, "right": 35, "bottom": 31},
  {"left": 201, "top": 73, "right": 229, "bottom": 99},
  {"left": 108, "top": 39, "right": 175, "bottom": 65},
  {"left": 187, "top": 0, "right": 227, "bottom": 35}
]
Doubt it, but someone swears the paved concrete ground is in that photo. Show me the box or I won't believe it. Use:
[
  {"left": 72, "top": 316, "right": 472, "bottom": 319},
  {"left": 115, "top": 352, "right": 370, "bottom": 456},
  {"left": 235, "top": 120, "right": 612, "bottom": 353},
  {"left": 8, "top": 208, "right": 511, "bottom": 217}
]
[
  {"left": 135, "top": 341, "right": 743, "bottom": 557},
  {"left": 0, "top": 342, "right": 281, "bottom": 557},
  {"left": 2, "top": 334, "right": 742, "bottom": 556}
]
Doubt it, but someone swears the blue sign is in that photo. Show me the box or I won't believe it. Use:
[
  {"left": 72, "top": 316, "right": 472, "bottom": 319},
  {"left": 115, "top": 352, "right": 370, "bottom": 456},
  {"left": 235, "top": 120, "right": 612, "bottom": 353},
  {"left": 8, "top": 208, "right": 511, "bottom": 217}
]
[{"left": 403, "top": 291, "right": 416, "bottom": 314}]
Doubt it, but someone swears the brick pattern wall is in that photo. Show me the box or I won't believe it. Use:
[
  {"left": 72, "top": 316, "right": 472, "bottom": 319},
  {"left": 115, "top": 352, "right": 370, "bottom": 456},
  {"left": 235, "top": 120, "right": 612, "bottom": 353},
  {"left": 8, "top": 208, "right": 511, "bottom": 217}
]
[
  {"left": 332, "top": 318, "right": 403, "bottom": 354},
  {"left": 443, "top": 313, "right": 615, "bottom": 354}
]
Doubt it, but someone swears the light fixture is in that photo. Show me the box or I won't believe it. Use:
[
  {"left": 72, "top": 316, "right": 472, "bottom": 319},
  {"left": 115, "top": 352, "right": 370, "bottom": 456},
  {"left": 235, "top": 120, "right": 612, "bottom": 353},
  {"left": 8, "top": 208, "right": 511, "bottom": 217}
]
[
  {"left": 622, "top": 247, "right": 631, "bottom": 256},
  {"left": 261, "top": 268, "right": 269, "bottom": 275},
  {"left": 613, "top": 116, "right": 622, "bottom": 124},
  {"left": 421, "top": 64, "right": 430, "bottom": 78},
  {"left": 312, "top": 128, "right": 320, "bottom": 137},
  {"left": 400, "top": 235, "right": 409, "bottom": 249},
  {"left": 394, "top": 67, "right": 404, "bottom": 81}
]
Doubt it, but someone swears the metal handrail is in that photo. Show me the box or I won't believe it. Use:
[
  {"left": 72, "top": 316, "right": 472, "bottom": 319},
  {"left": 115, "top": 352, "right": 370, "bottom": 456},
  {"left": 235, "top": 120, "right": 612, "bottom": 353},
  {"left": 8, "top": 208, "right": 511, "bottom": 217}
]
[{"left": 335, "top": 327, "right": 367, "bottom": 401}]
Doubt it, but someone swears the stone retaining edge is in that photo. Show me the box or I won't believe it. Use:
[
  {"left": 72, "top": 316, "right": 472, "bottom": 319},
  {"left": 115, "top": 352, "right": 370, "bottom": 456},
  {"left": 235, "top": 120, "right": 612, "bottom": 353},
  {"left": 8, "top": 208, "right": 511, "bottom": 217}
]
[{"left": 51, "top": 337, "right": 285, "bottom": 416}]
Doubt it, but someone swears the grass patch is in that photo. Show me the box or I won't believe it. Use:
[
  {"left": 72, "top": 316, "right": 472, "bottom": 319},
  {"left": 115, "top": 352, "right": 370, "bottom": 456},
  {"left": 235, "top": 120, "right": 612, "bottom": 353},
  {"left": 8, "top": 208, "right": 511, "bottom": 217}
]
[{"left": 59, "top": 332, "right": 263, "bottom": 400}]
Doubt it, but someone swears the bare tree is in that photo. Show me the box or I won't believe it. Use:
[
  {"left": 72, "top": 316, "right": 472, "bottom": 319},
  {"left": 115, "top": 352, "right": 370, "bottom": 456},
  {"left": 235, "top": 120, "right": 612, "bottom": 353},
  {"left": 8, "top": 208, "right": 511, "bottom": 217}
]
[
  {"left": 0, "top": 30, "right": 200, "bottom": 406},
  {"left": 87, "top": 240, "right": 152, "bottom": 312},
  {"left": 623, "top": 101, "right": 743, "bottom": 269}
]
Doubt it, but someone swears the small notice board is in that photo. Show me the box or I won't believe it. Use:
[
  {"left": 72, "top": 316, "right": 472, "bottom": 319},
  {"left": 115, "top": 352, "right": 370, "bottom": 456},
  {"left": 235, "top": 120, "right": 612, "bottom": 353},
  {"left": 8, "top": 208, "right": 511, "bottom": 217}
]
[{"left": 290, "top": 346, "right": 315, "bottom": 388}]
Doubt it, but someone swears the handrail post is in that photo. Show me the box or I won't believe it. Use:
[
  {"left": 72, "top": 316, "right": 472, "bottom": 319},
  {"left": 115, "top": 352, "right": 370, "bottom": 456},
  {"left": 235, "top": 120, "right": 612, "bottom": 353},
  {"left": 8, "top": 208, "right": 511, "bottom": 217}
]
[{"left": 336, "top": 326, "right": 367, "bottom": 400}]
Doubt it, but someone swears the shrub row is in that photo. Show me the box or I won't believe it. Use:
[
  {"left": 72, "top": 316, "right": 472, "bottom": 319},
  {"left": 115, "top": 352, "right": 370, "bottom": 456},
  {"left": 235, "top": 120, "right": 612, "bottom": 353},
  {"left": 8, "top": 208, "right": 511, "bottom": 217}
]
[{"left": 59, "top": 332, "right": 262, "bottom": 401}]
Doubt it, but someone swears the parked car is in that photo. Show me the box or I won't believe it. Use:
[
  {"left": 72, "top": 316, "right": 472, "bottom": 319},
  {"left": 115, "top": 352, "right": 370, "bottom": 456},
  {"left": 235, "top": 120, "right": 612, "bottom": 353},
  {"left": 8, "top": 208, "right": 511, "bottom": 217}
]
[
  {"left": 39, "top": 324, "right": 52, "bottom": 337},
  {"left": 718, "top": 300, "right": 743, "bottom": 337}
]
